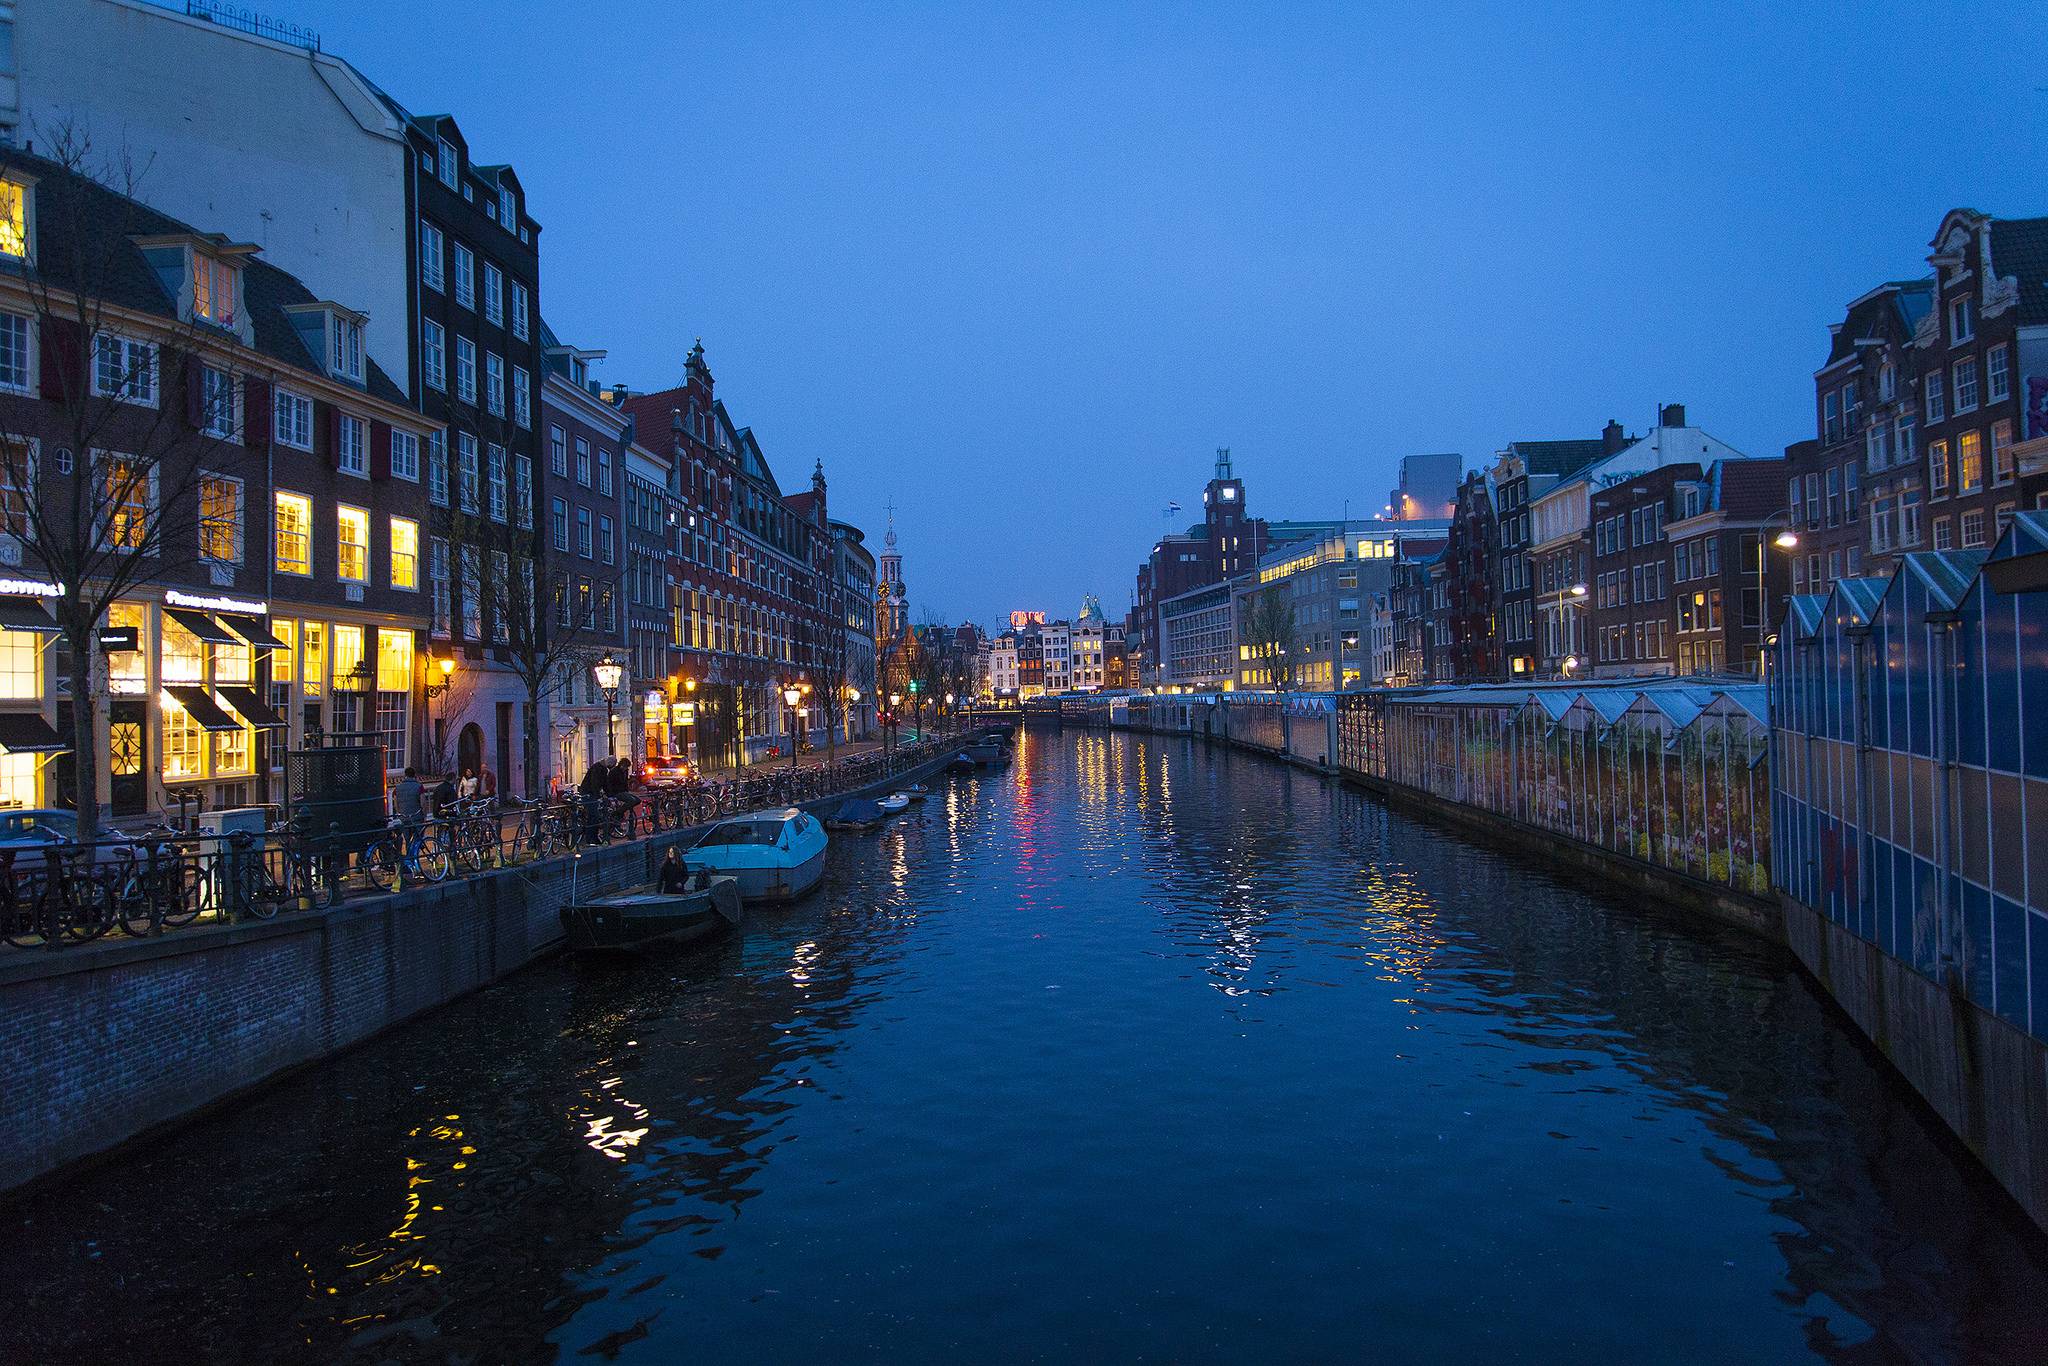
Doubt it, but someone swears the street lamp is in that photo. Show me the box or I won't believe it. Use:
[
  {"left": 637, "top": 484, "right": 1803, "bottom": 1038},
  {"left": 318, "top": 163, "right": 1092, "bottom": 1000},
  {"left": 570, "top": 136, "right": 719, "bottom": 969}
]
[
  {"left": 425, "top": 655, "right": 457, "bottom": 761},
  {"left": 1552, "top": 581, "right": 1588, "bottom": 678},
  {"left": 593, "top": 655, "right": 623, "bottom": 758},
  {"left": 782, "top": 682, "right": 803, "bottom": 772},
  {"left": 1756, "top": 513, "right": 1800, "bottom": 679}
]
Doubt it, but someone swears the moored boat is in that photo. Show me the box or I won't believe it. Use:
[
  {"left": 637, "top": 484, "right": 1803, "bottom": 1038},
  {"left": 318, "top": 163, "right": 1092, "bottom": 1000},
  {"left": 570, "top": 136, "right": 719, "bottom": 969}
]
[
  {"left": 964, "top": 737, "right": 1010, "bottom": 766},
  {"left": 824, "top": 797, "right": 886, "bottom": 833},
  {"left": 560, "top": 878, "right": 742, "bottom": 954},
  {"left": 685, "top": 808, "right": 829, "bottom": 902},
  {"left": 876, "top": 792, "right": 911, "bottom": 816},
  {"left": 902, "top": 784, "right": 930, "bottom": 802}
]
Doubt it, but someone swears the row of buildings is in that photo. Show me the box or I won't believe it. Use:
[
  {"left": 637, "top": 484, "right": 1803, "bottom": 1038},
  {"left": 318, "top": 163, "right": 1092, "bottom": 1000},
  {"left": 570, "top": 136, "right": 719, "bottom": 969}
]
[
  {"left": 0, "top": 0, "right": 909, "bottom": 825},
  {"left": 1119, "top": 205, "right": 2048, "bottom": 694}
]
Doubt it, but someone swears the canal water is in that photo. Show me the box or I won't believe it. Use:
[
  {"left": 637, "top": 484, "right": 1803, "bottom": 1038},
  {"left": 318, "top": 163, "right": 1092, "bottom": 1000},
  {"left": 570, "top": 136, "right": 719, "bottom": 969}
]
[{"left": 8, "top": 729, "right": 2048, "bottom": 1363}]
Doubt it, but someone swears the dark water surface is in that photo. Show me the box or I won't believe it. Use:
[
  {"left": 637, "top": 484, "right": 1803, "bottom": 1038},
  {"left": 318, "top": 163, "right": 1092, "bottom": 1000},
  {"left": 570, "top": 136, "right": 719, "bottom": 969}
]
[{"left": 9, "top": 730, "right": 2048, "bottom": 1363}]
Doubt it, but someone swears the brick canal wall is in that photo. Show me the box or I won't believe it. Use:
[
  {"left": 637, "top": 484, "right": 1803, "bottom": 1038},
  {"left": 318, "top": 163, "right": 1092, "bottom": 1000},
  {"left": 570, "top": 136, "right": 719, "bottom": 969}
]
[
  {"left": 1035, "top": 701, "right": 2048, "bottom": 1233},
  {"left": 0, "top": 750, "right": 960, "bottom": 1196}
]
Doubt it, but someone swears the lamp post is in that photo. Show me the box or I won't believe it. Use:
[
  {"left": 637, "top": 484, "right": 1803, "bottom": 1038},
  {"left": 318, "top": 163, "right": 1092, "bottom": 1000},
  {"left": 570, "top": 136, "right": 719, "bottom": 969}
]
[
  {"left": 848, "top": 687, "right": 862, "bottom": 744},
  {"left": 424, "top": 655, "right": 456, "bottom": 764},
  {"left": 593, "top": 655, "right": 623, "bottom": 759},
  {"left": 1552, "top": 581, "right": 1588, "bottom": 678},
  {"left": 945, "top": 691, "right": 955, "bottom": 736},
  {"left": 782, "top": 682, "right": 802, "bottom": 773},
  {"left": 888, "top": 689, "right": 902, "bottom": 761},
  {"left": 1756, "top": 513, "right": 1800, "bottom": 680},
  {"left": 908, "top": 679, "right": 922, "bottom": 740}
]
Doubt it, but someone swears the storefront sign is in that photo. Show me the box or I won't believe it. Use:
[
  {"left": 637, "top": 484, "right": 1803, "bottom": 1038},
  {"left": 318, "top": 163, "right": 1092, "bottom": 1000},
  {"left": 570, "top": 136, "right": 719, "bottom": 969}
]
[
  {"left": 98, "top": 626, "right": 139, "bottom": 652},
  {"left": 0, "top": 577, "right": 64, "bottom": 598},
  {"left": 672, "top": 702, "right": 697, "bottom": 725},
  {"left": 164, "top": 588, "right": 269, "bottom": 616}
]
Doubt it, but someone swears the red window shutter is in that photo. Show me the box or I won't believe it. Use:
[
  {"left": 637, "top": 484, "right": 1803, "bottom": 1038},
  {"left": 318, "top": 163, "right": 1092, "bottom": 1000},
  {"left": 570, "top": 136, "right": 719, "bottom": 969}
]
[
  {"left": 243, "top": 379, "right": 271, "bottom": 445},
  {"left": 38, "top": 317, "right": 80, "bottom": 402},
  {"left": 371, "top": 420, "right": 391, "bottom": 480}
]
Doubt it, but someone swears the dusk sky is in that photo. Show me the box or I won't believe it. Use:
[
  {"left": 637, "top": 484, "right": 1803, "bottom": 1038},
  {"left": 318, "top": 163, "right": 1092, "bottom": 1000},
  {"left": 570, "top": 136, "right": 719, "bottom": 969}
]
[{"left": 285, "top": 1, "right": 2041, "bottom": 627}]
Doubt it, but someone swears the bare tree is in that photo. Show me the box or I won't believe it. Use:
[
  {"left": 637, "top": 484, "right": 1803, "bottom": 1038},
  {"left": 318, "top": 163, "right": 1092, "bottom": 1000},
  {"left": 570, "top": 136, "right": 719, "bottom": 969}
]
[
  {"left": 0, "top": 127, "right": 258, "bottom": 840},
  {"left": 436, "top": 500, "right": 622, "bottom": 796},
  {"left": 1243, "top": 585, "right": 1297, "bottom": 692}
]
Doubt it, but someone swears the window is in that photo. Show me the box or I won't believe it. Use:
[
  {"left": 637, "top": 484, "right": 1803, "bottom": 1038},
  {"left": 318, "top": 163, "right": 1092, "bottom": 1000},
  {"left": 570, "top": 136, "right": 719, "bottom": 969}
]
[
  {"left": 483, "top": 262, "right": 503, "bottom": 326},
  {"left": 1958, "top": 430, "right": 1983, "bottom": 493},
  {"left": 487, "top": 443, "right": 507, "bottom": 522},
  {"left": 336, "top": 505, "right": 369, "bottom": 582},
  {"left": 1788, "top": 478, "right": 1802, "bottom": 528},
  {"left": 199, "top": 365, "right": 237, "bottom": 439},
  {"left": 1993, "top": 421, "right": 2014, "bottom": 486},
  {"left": 330, "top": 314, "right": 363, "bottom": 382},
  {"left": 1879, "top": 362, "right": 1896, "bottom": 401},
  {"left": 550, "top": 425, "right": 567, "bottom": 477},
  {"left": 1870, "top": 492, "right": 1893, "bottom": 553},
  {"left": 0, "top": 311, "right": 29, "bottom": 393},
  {"left": 1925, "top": 371, "right": 1945, "bottom": 423},
  {"left": 422, "top": 318, "right": 446, "bottom": 391},
  {"left": 513, "top": 367, "right": 530, "bottom": 429},
  {"left": 1825, "top": 467, "right": 1840, "bottom": 527},
  {"left": 1846, "top": 462, "right": 1859, "bottom": 522},
  {"left": 329, "top": 414, "right": 364, "bottom": 477},
  {"left": 427, "top": 430, "right": 449, "bottom": 506},
  {"left": 390, "top": 516, "right": 419, "bottom": 589},
  {"left": 1866, "top": 423, "right": 1888, "bottom": 470},
  {"left": 1900, "top": 486, "right": 1922, "bottom": 546},
  {"left": 1954, "top": 358, "right": 1979, "bottom": 414},
  {"left": 1804, "top": 473, "right": 1820, "bottom": 526},
  {"left": 431, "top": 537, "right": 451, "bottom": 635},
  {"left": 597, "top": 447, "right": 613, "bottom": 495},
  {"left": 1961, "top": 509, "right": 1986, "bottom": 549},
  {"left": 437, "top": 136, "right": 459, "bottom": 189},
  {"left": 1996, "top": 502, "right": 2017, "bottom": 537},
  {"left": 552, "top": 496, "right": 568, "bottom": 551},
  {"left": 1989, "top": 344, "right": 2010, "bottom": 404},
  {"left": 275, "top": 491, "right": 311, "bottom": 574},
  {"left": 491, "top": 550, "right": 511, "bottom": 642},
  {"left": 499, "top": 186, "right": 516, "bottom": 232},
  {"left": 1929, "top": 439, "right": 1950, "bottom": 493},
  {"left": 420, "top": 220, "right": 444, "bottom": 291},
  {"left": 1895, "top": 416, "right": 1915, "bottom": 467},
  {"left": 1933, "top": 516, "right": 1952, "bottom": 551},
  {"left": 0, "top": 179, "right": 27, "bottom": 259},
  {"left": 575, "top": 438, "right": 591, "bottom": 487},
  {"left": 198, "top": 473, "right": 241, "bottom": 563},
  {"left": 511, "top": 281, "right": 529, "bottom": 341},
  {"left": 514, "top": 454, "right": 532, "bottom": 530},
  {"left": 390, "top": 429, "right": 420, "bottom": 482},
  {"left": 192, "top": 253, "right": 236, "bottom": 326},
  {"left": 98, "top": 453, "right": 152, "bottom": 549},
  {"left": 0, "top": 436, "right": 34, "bottom": 541},
  {"left": 458, "top": 433, "right": 480, "bottom": 514},
  {"left": 486, "top": 352, "right": 504, "bottom": 417},
  {"left": 453, "top": 243, "right": 474, "bottom": 310},
  {"left": 599, "top": 514, "right": 615, "bottom": 565},
  {"left": 1822, "top": 389, "right": 1840, "bottom": 442},
  {"left": 455, "top": 336, "right": 477, "bottom": 404},
  {"left": 93, "top": 334, "right": 157, "bottom": 406},
  {"left": 1950, "top": 295, "right": 1973, "bottom": 344},
  {"left": 577, "top": 505, "right": 592, "bottom": 557},
  {"left": 274, "top": 388, "right": 313, "bottom": 449}
]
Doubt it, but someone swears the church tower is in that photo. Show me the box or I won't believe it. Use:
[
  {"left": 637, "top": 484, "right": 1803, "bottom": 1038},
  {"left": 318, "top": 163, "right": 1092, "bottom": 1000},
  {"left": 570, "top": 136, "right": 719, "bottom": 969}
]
[{"left": 876, "top": 508, "right": 908, "bottom": 643}]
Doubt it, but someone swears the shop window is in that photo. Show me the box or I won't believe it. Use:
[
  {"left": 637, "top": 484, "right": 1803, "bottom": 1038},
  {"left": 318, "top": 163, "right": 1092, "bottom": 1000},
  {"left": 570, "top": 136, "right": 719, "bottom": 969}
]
[
  {"left": 213, "top": 641, "right": 252, "bottom": 685},
  {"left": 376, "top": 629, "right": 412, "bottom": 692},
  {"left": 337, "top": 505, "right": 369, "bottom": 583},
  {"left": 108, "top": 603, "right": 146, "bottom": 694},
  {"left": 0, "top": 630, "right": 37, "bottom": 700},
  {"left": 162, "top": 702, "right": 204, "bottom": 780},
  {"left": 161, "top": 616, "right": 204, "bottom": 683},
  {"left": 0, "top": 752, "right": 34, "bottom": 808},
  {"left": 333, "top": 624, "right": 364, "bottom": 692},
  {"left": 275, "top": 491, "right": 311, "bottom": 575},
  {"left": 213, "top": 725, "right": 250, "bottom": 775}
]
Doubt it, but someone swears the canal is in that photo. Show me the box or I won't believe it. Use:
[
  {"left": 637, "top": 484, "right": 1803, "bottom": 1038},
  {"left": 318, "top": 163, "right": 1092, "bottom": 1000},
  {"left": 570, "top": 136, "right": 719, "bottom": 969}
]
[{"left": 8, "top": 729, "right": 2048, "bottom": 1363}]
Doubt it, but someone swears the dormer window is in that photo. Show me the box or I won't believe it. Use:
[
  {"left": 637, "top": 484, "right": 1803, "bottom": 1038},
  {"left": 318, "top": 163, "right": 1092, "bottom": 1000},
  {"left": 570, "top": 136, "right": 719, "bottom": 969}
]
[
  {"left": 437, "top": 136, "right": 459, "bottom": 189},
  {"left": 193, "top": 252, "right": 237, "bottom": 327},
  {"left": 498, "top": 186, "right": 516, "bottom": 232},
  {"left": 0, "top": 174, "right": 31, "bottom": 259},
  {"left": 330, "top": 314, "right": 363, "bottom": 382}
]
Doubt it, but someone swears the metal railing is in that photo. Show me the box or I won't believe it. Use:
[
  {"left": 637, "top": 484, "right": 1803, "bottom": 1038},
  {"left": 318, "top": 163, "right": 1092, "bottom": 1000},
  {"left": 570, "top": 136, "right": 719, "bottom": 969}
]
[
  {"left": 0, "top": 738, "right": 957, "bottom": 951},
  {"left": 180, "top": 0, "right": 322, "bottom": 52}
]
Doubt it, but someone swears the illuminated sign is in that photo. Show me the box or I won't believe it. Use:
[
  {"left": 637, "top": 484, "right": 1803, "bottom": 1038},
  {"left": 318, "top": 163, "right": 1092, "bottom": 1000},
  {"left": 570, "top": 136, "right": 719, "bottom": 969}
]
[
  {"left": 0, "top": 577, "right": 64, "bottom": 598},
  {"left": 1009, "top": 610, "right": 1046, "bottom": 629},
  {"left": 672, "top": 702, "right": 697, "bottom": 725},
  {"left": 165, "top": 588, "right": 268, "bottom": 615},
  {"left": 98, "top": 626, "right": 139, "bottom": 652}
]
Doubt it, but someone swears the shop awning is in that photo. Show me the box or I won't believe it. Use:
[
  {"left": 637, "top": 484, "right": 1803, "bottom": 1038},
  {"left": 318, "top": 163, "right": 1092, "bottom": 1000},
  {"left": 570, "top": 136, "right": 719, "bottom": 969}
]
[
  {"left": 165, "top": 609, "right": 236, "bottom": 646},
  {"left": 0, "top": 712, "right": 67, "bottom": 753},
  {"left": 217, "top": 685, "right": 285, "bottom": 729},
  {"left": 163, "top": 685, "right": 242, "bottom": 732},
  {"left": 0, "top": 599, "right": 59, "bottom": 634},
  {"left": 216, "top": 613, "right": 283, "bottom": 649}
]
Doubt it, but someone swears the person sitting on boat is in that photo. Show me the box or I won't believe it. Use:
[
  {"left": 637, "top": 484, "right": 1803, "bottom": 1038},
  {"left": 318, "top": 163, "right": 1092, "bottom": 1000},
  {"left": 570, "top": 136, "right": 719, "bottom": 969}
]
[{"left": 658, "top": 846, "right": 689, "bottom": 894}]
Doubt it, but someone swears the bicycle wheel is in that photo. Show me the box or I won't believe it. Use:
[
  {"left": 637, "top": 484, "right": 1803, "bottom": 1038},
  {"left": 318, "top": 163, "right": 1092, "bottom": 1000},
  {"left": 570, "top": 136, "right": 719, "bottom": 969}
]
[
  {"left": 62, "top": 877, "right": 116, "bottom": 942},
  {"left": 416, "top": 835, "right": 451, "bottom": 882},
  {"left": 161, "top": 857, "right": 206, "bottom": 928},
  {"left": 363, "top": 838, "right": 401, "bottom": 894},
  {"left": 115, "top": 866, "right": 160, "bottom": 938}
]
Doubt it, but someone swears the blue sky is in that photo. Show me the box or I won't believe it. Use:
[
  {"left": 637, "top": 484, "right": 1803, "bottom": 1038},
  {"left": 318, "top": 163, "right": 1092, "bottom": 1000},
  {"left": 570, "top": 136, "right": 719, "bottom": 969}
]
[{"left": 289, "top": 1, "right": 2043, "bottom": 626}]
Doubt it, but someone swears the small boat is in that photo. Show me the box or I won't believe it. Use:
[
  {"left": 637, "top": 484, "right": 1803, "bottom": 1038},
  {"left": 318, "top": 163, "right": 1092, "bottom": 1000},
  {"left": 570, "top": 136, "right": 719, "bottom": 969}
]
[
  {"left": 876, "top": 792, "right": 911, "bottom": 816},
  {"left": 948, "top": 751, "right": 975, "bottom": 771},
  {"left": 964, "top": 737, "right": 1010, "bottom": 766},
  {"left": 560, "top": 877, "right": 742, "bottom": 954},
  {"left": 902, "top": 784, "right": 930, "bottom": 802},
  {"left": 685, "top": 808, "right": 828, "bottom": 902},
  {"left": 824, "top": 797, "right": 886, "bottom": 833}
]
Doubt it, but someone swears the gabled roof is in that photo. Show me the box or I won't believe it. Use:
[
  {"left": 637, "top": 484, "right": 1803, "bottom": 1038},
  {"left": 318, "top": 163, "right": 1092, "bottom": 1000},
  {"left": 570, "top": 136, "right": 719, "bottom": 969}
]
[
  {"left": 1832, "top": 576, "right": 1890, "bottom": 626},
  {"left": 0, "top": 149, "right": 406, "bottom": 405},
  {"left": 1506, "top": 439, "right": 1607, "bottom": 478},
  {"left": 1989, "top": 217, "right": 2048, "bottom": 324},
  {"left": 1897, "top": 550, "right": 1987, "bottom": 612}
]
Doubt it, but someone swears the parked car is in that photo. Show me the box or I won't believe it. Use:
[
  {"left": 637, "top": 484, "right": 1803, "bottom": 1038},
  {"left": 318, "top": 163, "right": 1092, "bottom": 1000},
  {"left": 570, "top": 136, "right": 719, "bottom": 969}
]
[
  {"left": 641, "top": 755, "right": 697, "bottom": 788},
  {"left": 0, "top": 809, "right": 80, "bottom": 848}
]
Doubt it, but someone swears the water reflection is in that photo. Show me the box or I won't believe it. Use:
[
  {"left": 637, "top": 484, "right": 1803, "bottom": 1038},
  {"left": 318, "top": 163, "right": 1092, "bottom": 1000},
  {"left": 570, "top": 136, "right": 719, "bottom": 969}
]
[{"left": 5, "top": 731, "right": 2047, "bottom": 1364}]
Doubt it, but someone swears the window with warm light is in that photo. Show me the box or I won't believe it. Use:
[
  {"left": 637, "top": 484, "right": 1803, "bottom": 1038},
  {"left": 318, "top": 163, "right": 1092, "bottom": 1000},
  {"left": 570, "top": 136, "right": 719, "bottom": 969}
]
[
  {"left": 193, "top": 253, "right": 237, "bottom": 327},
  {"left": 275, "top": 490, "right": 311, "bottom": 574},
  {"left": 162, "top": 700, "right": 203, "bottom": 780},
  {"left": 99, "top": 452, "right": 151, "bottom": 549},
  {"left": 199, "top": 474, "right": 241, "bottom": 563},
  {"left": 0, "top": 179, "right": 28, "bottom": 259},
  {"left": 0, "top": 435, "right": 35, "bottom": 541},
  {"left": 377, "top": 628, "right": 413, "bottom": 692},
  {"left": 389, "top": 516, "right": 419, "bottom": 589},
  {"left": 161, "top": 616, "right": 204, "bottom": 683},
  {"left": 213, "top": 722, "right": 250, "bottom": 776},
  {"left": 332, "top": 623, "right": 364, "bottom": 686},
  {"left": 301, "top": 621, "right": 325, "bottom": 697},
  {"left": 336, "top": 505, "right": 369, "bottom": 582},
  {"left": 332, "top": 317, "right": 363, "bottom": 383},
  {"left": 106, "top": 603, "right": 146, "bottom": 694},
  {"left": 0, "top": 630, "right": 39, "bottom": 701}
]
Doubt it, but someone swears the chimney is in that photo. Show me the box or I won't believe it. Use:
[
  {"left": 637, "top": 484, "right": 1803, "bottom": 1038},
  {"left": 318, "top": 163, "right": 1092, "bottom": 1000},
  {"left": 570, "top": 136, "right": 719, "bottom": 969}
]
[
  {"left": 1658, "top": 403, "right": 1686, "bottom": 429},
  {"left": 1602, "top": 420, "right": 1626, "bottom": 455}
]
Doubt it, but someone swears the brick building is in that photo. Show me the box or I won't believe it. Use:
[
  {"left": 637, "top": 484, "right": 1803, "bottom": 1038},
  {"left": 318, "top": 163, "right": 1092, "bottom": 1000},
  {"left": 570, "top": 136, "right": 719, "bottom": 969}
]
[
  {"left": 1491, "top": 428, "right": 1620, "bottom": 678},
  {"left": 1442, "top": 470, "right": 1501, "bottom": 681},
  {"left": 1809, "top": 279, "right": 1933, "bottom": 590},
  {"left": 1129, "top": 449, "right": 1270, "bottom": 685},
  {"left": 1662, "top": 459, "right": 1792, "bottom": 677},
  {"left": 1586, "top": 465, "right": 1692, "bottom": 677}
]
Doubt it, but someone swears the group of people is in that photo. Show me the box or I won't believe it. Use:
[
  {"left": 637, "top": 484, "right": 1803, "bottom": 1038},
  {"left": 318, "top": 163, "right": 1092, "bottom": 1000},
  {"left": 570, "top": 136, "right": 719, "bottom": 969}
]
[
  {"left": 577, "top": 754, "right": 638, "bottom": 843},
  {"left": 386, "top": 756, "right": 640, "bottom": 865}
]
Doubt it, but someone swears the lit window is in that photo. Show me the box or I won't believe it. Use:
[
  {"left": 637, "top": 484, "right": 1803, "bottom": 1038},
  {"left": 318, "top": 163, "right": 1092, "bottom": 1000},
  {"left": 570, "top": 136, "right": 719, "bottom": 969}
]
[
  {"left": 336, "top": 414, "right": 367, "bottom": 477},
  {"left": 162, "top": 698, "right": 204, "bottom": 780},
  {"left": 336, "top": 504, "right": 369, "bottom": 582},
  {"left": 0, "top": 631, "right": 38, "bottom": 701},
  {"left": 92, "top": 334, "right": 157, "bottom": 406},
  {"left": 390, "top": 429, "right": 420, "bottom": 482},
  {"left": 1958, "top": 430, "right": 1983, "bottom": 492},
  {"left": 0, "top": 311, "right": 30, "bottom": 393},
  {"left": 274, "top": 389, "right": 313, "bottom": 450},
  {"left": 332, "top": 624, "right": 364, "bottom": 692},
  {"left": 390, "top": 516, "right": 419, "bottom": 589},
  {"left": 192, "top": 253, "right": 237, "bottom": 326},
  {"left": 377, "top": 625, "right": 413, "bottom": 692},
  {"left": 0, "top": 179, "right": 28, "bottom": 259},
  {"left": 274, "top": 490, "right": 311, "bottom": 574},
  {"left": 98, "top": 452, "right": 151, "bottom": 549},
  {"left": 0, "top": 436, "right": 35, "bottom": 541},
  {"left": 198, "top": 474, "right": 241, "bottom": 563}
]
